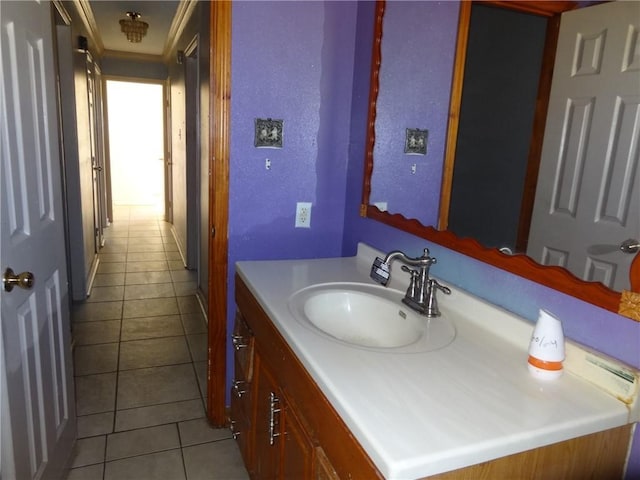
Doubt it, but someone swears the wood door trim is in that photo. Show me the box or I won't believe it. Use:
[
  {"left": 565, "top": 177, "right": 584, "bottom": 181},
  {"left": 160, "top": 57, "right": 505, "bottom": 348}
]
[{"left": 207, "top": 0, "right": 231, "bottom": 426}]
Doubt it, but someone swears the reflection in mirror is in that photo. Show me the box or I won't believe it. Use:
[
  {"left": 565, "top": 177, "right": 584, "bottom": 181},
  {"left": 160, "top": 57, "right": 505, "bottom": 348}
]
[
  {"left": 369, "top": 1, "right": 458, "bottom": 226},
  {"left": 445, "top": 4, "right": 547, "bottom": 252},
  {"left": 361, "top": 0, "right": 629, "bottom": 313}
]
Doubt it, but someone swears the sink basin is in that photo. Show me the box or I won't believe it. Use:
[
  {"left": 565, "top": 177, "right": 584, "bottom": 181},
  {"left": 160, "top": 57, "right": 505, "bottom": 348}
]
[{"left": 288, "top": 282, "right": 456, "bottom": 353}]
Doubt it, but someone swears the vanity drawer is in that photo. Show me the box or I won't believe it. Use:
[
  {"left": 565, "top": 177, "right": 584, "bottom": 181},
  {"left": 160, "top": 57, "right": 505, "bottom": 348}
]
[
  {"left": 230, "top": 382, "right": 252, "bottom": 469},
  {"left": 233, "top": 310, "right": 255, "bottom": 381},
  {"left": 231, "top": 354, "right": 253, "bottom": 471}
]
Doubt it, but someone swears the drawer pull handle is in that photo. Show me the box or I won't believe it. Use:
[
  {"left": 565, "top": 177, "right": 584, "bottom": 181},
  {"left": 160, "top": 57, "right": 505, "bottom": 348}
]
[
  {"left": 233, "top": 380, "right": 247, "bottom": 398},
  {"left": 268, "top": 391, "right": 281, "bottom": 446},
  {"left": 232, "top": 334, "right": 248, "bottom": 350}
]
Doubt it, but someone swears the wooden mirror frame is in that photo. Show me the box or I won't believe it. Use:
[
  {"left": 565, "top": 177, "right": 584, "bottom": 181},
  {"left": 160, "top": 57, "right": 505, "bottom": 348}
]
[{"left": 361, "top": 0, "right": 622, "bottom": 313}]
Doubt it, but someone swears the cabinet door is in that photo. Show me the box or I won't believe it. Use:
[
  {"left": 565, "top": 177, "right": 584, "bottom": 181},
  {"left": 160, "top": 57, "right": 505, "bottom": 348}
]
[
  {"left": 282, "top": 395, "right": 314, "bottom": 479},
  {"left": 254, "top": 357, "right": 282, "bottom": 478}
]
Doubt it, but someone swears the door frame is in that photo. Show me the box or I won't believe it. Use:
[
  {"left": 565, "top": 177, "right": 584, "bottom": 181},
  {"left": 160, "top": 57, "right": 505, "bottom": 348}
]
[
  {"left": 438, "top": 1, "right": 576, "bottom": 252},
  {"left": 101, "top": 76, "right": 168, "bottom": 220},
  {"left": 207, "top": 1, "right": 231, "bottom": 426}
]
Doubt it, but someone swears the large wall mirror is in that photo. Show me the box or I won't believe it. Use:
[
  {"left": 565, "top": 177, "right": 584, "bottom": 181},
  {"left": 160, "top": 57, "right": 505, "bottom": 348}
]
[{"left": 361, "top": 0, "right": 640, "bottom": 313}]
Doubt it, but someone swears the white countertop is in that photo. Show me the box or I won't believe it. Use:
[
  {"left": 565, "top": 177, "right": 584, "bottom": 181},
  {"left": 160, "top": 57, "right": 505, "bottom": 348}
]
[{"left": 236, "top": 243, "right": 635, "bottom": 479}]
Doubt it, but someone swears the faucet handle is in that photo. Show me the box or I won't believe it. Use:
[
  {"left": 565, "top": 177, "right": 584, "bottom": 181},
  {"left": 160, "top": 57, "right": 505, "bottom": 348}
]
[
  {"left": 425, "top": 278, "right": 451, "bottom": 318},
  {"left": 429, "top": 278, "right": 451, "bottom": 295},
  {"left": 401, "top": 266, "right": 420, "bottom": 303}
]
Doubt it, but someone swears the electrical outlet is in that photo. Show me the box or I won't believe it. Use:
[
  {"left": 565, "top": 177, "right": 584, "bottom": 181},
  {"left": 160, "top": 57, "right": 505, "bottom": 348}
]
[{"left": 295, "top": 202, "right": 312, "bottom": 228}]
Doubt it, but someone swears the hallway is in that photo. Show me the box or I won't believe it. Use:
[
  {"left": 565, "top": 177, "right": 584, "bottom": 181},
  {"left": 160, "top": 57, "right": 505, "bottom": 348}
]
[{"left": 65, "top": 205, "right": 248, "bottom": 479}]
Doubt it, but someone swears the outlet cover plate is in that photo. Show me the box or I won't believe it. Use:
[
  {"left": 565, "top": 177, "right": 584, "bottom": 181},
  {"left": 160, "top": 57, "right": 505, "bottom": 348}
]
[{"left": 295, "top": 202, "right": 312, "bottom": 228}]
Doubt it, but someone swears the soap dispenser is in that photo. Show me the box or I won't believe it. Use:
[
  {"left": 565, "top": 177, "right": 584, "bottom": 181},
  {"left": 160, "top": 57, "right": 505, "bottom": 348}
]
[{"left": 528, "top": 309, "right": 565, "bottom": 380}]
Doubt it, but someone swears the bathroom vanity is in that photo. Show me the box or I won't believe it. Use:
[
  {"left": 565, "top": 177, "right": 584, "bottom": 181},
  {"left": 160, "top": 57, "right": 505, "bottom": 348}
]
[{"left": 230, "top": 244, "right": 637, "bottom": 479}]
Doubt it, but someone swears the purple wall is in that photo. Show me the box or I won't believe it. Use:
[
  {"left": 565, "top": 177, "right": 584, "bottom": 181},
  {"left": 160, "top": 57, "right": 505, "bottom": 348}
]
[
  {"left": 228, "top": 0, "right": 358, "bottom": 393},
  {"left": 371, "top": 1, "right": 458, "bottom": 225},
  {"left": 229, "top": 1, "right": 639, "bottom": 475}
]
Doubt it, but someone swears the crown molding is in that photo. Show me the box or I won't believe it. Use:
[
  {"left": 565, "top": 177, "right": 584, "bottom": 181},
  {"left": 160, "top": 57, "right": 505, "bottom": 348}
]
[
  {"left": 101, "top": 49, "right": 164, "bottom": 64},
  {"left": 72, "top": 0, "right": 104, "bottom": 55},
  {"left": 162, "top": 0, "right": 198, "bottom": 63},
  {"left": 52, "top": 0, "right": 72, "bottom": 26}
]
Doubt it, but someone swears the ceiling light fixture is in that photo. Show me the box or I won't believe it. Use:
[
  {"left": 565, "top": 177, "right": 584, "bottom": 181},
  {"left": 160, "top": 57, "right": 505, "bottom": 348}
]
[{"left": 119, "top": 12, "right": 148, "bottom": 43}]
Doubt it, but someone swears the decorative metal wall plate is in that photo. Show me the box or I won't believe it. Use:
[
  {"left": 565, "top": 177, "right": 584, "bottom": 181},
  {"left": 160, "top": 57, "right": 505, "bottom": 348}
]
[
  {"left": 404, "top": 128, "right": 428, "bottom": 155},
  {"left": 255, "top": 118, "right": 283, "bottom": 148}
]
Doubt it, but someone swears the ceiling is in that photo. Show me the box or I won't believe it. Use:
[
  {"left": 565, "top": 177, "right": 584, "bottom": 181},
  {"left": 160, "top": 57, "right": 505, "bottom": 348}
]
[{"left": 85, "top": 1, "right": 182, "bottom": 59}]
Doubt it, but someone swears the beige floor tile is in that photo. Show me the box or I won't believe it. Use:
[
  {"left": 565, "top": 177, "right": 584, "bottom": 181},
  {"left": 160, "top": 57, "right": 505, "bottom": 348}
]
[
  {"left": 165, "top": 251, "right": 182, "bottom": 261},
  {"left": 182, "top": 440, "right": 249, "bottom": 480},
  {"left": 97, "top": 262, "right": 127, "bottom": 274},
  {"left": 170, "top": 269, "right": 197, "bottom": 283},
  {"left": 127, "top": 251, "right": 167, "bottom": 262},
  {"left": 99, "top": 243, "right": 128, "bottom": 254},
  {"left": 186, "top": 334, "right": 207, "bottom": 362},
  {"left": 163, "top": 241, "right": 179, "bottom": 252},
  {"left": 178, "top": 418, "right": 231, "bottom": 447},
  {"left": 114, "top": 399, "right": 204, "bottom": 432},
  {"left": 121, "top": 315, "right": 183, "bottom": 341},
  {"left": 77, "top": 411, "right": 114, "bottom": 438},
  {"left": 76, "top": 373, "right": 117, "bottom": 416},
  {"left": 73, "top": 301, "right": 123, "bottom": 322},
  {"left": 74, "top": 343, "right": 119, "bottom": 376},
  {"left": 87, "top": 286, "right": 125, "bottom": 303},
  {"left": 181, "top": 313, "right": 207, "bottom": 334},
  {"left": 168, "top": 260, "right": 186, "bottom": 270},
  {"left": 128, "top": 230, "right": 162, "bottom": 238},
  {"left": 65, "top": 463, "right": 104, "bottom": 480},
  {"left": 104, "top": 449, "right": 185, "bottom": 480},
  {"left": 123, "top": 297, "right": 179, "bottom": 318},
  {"left": 70, "top": 435, "right": 106, "bottom": 467},
  {"left": 93, "top": 273, "right": 126, "bottom": 287},
  {"left": 119, "top": 336, "right": 190, "bottom": 370},
  {"left": 124, "top": 282, "right": 175, "bottom": 300},
  {"left": 72, "top": 320, "right": 121, "bottom": 345},
  {"left": 125, "top": 270, "right": 172, "bottom": 285},
  {"left": 174, "top": 281, "right": 197, "bottom": 296},
  {"left": 117, "top": 364, "right": 200, "bottom": 409},
  {"left": 106, "top": 424, "right": 180, "bottom": 461},
  {"left": 126, "top": 261, "right": 169, "bottom": 273},
  {"left": 127, "top": 243, "right": 166, "bottom": 253},
  {"left": 99, "top": 253, "right": 127, "bottom": 263},
  {"left": 177, "top": 296, "right": 201, "bottom": 314}
]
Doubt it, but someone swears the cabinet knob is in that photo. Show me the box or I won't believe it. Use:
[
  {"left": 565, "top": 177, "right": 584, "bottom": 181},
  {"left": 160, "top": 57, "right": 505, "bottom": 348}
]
[
  {"left": 232, "top": 380, "right": 247, "bottom": 398},
  {"left": 232, "top": 334, "right": 248, "bottom": 350}
]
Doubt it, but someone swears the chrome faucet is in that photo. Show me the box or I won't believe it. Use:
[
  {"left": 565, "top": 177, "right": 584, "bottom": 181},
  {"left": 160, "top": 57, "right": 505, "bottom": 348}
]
[{"left": 370, "top": 248, "right": 451, "bottom": 317}]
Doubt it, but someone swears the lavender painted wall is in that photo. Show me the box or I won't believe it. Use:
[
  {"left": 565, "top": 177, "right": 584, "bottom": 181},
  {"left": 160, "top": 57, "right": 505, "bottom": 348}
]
[
  {"left": 371, "top": 1, "right": 457, "bottom": 225},
  {"left": 344, "top": 2, "right": 639, "bottom": 476},
  {"left": 228, "top": 0, "right": 358, "bottom": 394}
]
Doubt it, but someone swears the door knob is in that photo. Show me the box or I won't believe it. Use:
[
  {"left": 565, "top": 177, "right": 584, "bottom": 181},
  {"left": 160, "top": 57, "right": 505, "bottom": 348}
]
[
  {"left": 3, "top": 268, "right": 34, "bottom": 292},
  {"left": 93, "top": 166, "right": 103, "bottom": 172},
  {"left": 620, "top": 239, "right": 640, "bottom": 254}
]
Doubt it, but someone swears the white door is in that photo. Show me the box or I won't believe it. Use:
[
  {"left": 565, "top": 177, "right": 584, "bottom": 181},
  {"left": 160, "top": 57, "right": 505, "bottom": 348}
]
[
  {"left": 1, "top": 1, "right": 76, "bottom": 479},
  {"left": 527, "top": 1, "right": 640, "bottom": 291}
]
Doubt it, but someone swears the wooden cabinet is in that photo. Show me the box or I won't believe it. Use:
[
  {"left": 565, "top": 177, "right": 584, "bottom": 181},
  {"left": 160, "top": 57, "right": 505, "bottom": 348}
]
[
  {"left": 232, "top": 274, "right": 632, "bottom": 480},
  {"left": 233, "top": 275, "right": 378, "bottom": 479}
]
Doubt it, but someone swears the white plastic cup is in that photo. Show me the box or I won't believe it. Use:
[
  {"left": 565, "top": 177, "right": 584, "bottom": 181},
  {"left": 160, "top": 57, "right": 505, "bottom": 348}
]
[{"left": 528, "top": 309, "right": 565, "bottom": 380}]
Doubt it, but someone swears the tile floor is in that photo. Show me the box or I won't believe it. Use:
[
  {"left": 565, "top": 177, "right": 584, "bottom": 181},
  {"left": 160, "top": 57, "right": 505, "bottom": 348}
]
[{"left": 65, "top": 205, "right": 249, "bottom": 480}]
